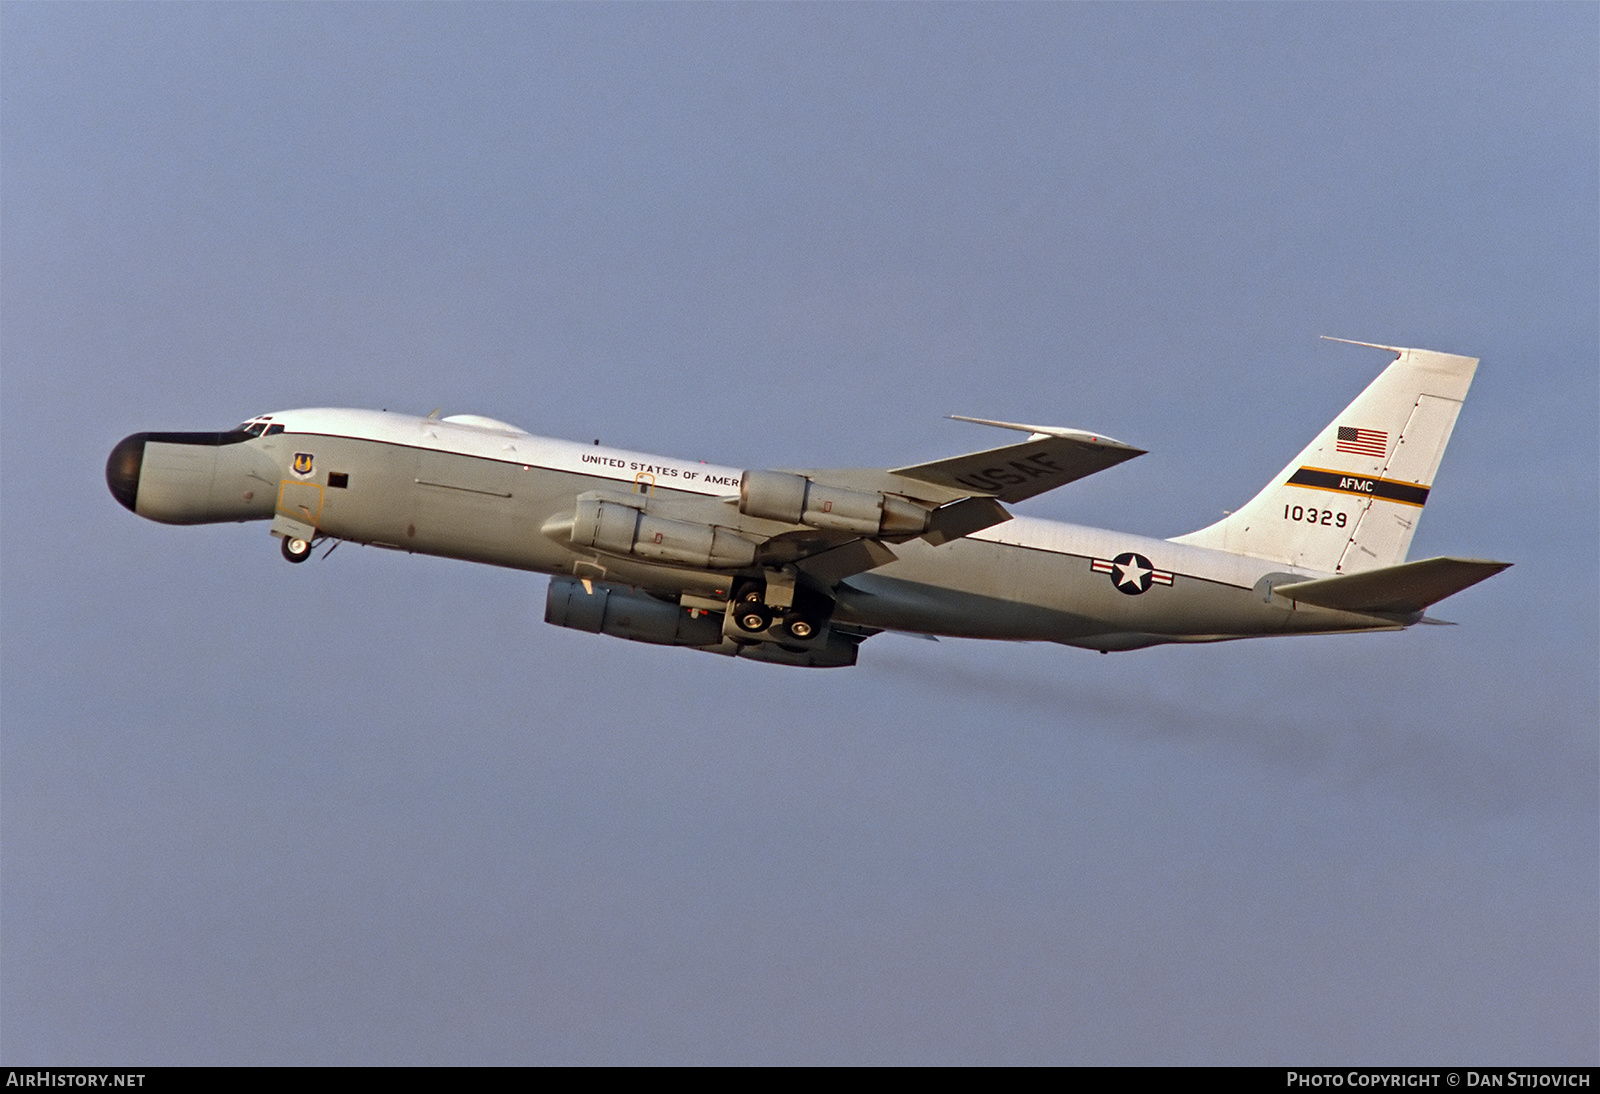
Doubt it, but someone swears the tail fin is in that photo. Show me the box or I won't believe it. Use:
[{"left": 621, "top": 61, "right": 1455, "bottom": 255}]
[{"left": 1171, "top": 342, "right": 1479, "bottom": 574}]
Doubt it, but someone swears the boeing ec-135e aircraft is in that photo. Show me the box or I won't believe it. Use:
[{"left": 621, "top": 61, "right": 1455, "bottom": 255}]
[{"left": 107, "top": 340, "right": 1509, "bottom": 668}]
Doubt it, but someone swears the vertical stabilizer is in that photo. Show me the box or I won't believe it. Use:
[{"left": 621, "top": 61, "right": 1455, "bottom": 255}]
[{"left": 1171, "top": 343, "right": 1479, "bottom": 573}]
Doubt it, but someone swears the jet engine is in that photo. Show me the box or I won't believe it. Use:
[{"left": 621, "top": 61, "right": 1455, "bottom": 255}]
[
  {"left": 544, "top": 577, "right": 861, "bottom": 667},
  {"left": 554, "top": 497, "right": 758, "bottom": 570},
  {"left": 544, "top": 577, "right": 725, "bottom": 646},
  {"left": 738, "top": 470, "right": 930, "bottom": 537}
]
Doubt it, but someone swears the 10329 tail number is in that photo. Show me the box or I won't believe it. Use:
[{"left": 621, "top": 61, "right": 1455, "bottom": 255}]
[{"left": 1284, "top": 505, "right": 1347, "bottom": 527}]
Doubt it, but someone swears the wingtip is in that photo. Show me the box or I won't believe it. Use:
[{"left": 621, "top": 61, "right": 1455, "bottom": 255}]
[
  {"left": 1321, "top": 336, "right": 1406, "bottom": 353},
  {"left": 948, "top": 414, "right": 1139, "bottom": 450}
]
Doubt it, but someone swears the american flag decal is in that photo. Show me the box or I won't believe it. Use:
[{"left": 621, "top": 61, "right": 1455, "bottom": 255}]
[{"left": 1336, "top": 426, "right": 1388, "bottom": 458}]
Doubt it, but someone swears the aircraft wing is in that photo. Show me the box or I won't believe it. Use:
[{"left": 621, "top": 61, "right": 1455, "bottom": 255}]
[
  {"left": 788, "top": 419, "right": 1144, "bottom": 505},
  {"left": 751, "top": 419, "right": 1144, "bottom": 582},
  {"left": 893, "top": 417, "right": 1146, "bottom": 504},
  {"left": 551, "top": 419, "right": 1143, "bottom": 589},
  {"left": 755, "top": 531, "right": 901, "bottom": 586}
]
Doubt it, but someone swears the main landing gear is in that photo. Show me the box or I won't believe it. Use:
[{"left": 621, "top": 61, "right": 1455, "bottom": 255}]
[
  {"left": 730, "top": 580, "right": 826, "bottom": 645},
  {"left": 781, "top": 613, "right": 816, "bottom": 641},
  {"left": 733, "top": 588, "right": 773, "bottom": 634}
]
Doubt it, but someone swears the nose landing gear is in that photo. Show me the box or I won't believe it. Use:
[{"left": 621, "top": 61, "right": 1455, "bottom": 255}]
[{"left": 272, "top": 513, "right": 320, "bottom": 565}]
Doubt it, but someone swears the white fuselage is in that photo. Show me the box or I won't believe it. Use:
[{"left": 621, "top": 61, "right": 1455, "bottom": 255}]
[{"left": 111, "top": 407, "right": 1405, "bottom": 656}]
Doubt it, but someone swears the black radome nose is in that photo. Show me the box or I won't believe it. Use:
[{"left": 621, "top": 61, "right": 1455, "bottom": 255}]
[{"left": 106, "top": 433, "right": 148, "bottom": 512}]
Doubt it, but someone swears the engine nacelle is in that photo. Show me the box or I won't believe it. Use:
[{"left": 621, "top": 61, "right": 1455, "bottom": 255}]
[
  {"left": 563, "top": 497, "right": 758, "bottom": 570},
  {"left": 738, "top": 470, "right": 930, "bottom": 536},
  {"left": 545, "top": 577, "right": 726, "bottom": 647},
  {"left": 546, "top": 578, "right": 861, "bottom": 667}
]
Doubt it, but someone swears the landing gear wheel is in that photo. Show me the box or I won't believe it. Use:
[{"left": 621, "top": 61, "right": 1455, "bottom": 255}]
[
  {"left": 731, "top": 582, "right": 771, "bottom": 633},
  {"left": 281, "top": 536, "right": 313, "bottom": 564},
  {"left": 782, "top": 613, "right": 816, "bottom": 641},
  {"left": 735, "top": 604, "right": 772, "bottom": 634}
]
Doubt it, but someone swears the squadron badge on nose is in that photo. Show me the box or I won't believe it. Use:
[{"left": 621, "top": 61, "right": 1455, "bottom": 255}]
[{"left": 291, "top": 452, "right": 315, "bottom": 478}]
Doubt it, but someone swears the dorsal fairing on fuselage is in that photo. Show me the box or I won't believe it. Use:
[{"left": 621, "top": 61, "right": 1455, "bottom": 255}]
[{"left": 438, "top": 413, "right": 530, "bottom": 434}]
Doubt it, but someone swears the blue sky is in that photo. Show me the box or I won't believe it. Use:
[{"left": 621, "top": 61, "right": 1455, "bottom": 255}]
[{"left": 3, "top": 3, "right": 1594, "bottom": 1064}]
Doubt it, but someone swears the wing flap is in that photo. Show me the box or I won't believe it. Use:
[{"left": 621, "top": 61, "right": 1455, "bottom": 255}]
[
  {"left": 1272, "top": 556, "right": 1511, "bottom": 614},
  {"left": 792, "top": 538, "right": 900, "bottom": 586},
  {"left": 922, "top": 495, "right": 1012, "bottom": 546}
]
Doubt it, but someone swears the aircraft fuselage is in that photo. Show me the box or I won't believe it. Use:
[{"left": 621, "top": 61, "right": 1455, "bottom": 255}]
[{"left": 107, "top": 407, "right": 1408, "bottom": 662}]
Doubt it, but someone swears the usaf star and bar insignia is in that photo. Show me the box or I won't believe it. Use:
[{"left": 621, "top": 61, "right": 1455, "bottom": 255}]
[{"left": 1091, "top": 552, "right": 1175, "bottom": 595}]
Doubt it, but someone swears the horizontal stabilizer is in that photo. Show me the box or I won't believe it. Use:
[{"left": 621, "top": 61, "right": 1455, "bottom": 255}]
[{"left": 1272, "top": 556, "right": 1510, "bottom": 614}]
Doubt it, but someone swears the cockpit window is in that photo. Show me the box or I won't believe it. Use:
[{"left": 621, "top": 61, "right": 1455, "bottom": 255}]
[{"left": 235, "top": 416, "right": 276, "bottom": 438}]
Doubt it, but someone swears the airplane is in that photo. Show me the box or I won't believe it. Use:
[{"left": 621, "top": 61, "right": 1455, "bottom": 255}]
[{"left": 105, "top": 340, "right": 1509, "bottom": 668}]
